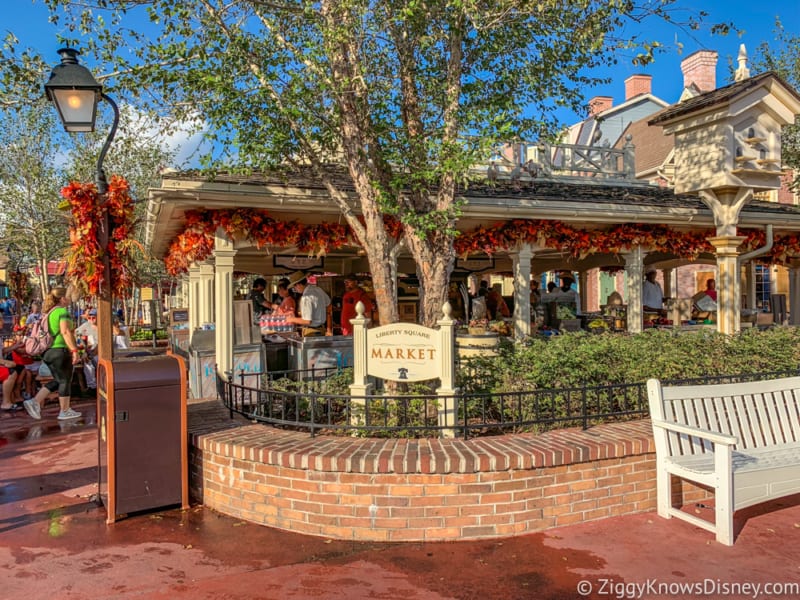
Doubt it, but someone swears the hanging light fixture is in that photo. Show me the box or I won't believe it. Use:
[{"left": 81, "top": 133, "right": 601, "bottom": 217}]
[{"left": 44, "top": 48, "right": 102, "bottom": 132}]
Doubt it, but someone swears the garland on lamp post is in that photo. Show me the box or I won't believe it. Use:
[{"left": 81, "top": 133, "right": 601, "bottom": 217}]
[{"left": 62, "top": 175, "right": 136, "bottom": 297}]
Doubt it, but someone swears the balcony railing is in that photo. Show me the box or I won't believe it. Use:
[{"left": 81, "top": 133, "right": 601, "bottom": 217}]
[{"left": 478, "top": 137, "right": 638, "bottom": 185}]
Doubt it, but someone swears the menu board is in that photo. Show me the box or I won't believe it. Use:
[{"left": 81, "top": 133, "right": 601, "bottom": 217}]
[{"left": 170, "top": 308, "right": 189, "bottom": 325}]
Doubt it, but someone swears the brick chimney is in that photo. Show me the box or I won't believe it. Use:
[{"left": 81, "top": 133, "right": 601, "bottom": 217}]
[
  {"left": 588, "top": 96, "right": 613, "bottom": 116},
  {"left": 625, "top": 74, "right": 652, "bottom": 100},
  {"left": 681, "top": 50, "right": 718, "bottom": 93}
]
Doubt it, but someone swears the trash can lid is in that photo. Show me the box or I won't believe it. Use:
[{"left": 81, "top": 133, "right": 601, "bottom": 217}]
[{"left": 105, "top": 355, "right": 183, "bottom": 390}]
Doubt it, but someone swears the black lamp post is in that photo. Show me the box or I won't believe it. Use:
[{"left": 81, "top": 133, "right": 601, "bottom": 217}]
[{"left": 45, "top": 48, "right": 118, "bottom": 360}]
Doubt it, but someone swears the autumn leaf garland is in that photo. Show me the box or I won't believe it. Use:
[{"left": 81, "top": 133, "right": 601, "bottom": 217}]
[
  {"left": 62, "top": 175, "right": 136, "bottom": 297},
  {"left": 161, "top": 209, "right": 800, "bottom": 277},
  {"left": 163, "top": 208, "right": 354, "bottom": 276}
]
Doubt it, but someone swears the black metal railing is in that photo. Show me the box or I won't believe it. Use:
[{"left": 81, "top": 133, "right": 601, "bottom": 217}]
[{"left": 218, "top": 367, "right": 800, "bottom": 439}]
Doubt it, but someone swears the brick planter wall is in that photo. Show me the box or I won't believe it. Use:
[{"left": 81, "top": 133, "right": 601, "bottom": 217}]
[{"left": 187, "top": 399, "right": 710, "bottom": 542}]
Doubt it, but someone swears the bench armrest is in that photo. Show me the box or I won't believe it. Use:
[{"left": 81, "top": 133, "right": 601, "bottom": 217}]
[{"left": 651, "top": 419, "right": 737, "bottom": 446}]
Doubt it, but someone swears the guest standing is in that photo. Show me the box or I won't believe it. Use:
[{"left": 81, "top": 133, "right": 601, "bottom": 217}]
[
  {"left": 22, "top": 287, "right": 82, "bottom": 421},
  {"left": 285, "top": 272, "right": 331, "bottom": 337},
  {"left": 642, "top": 269, "right": 665, "bottom": 314},
  {"left": 340, "top": 274, "right": 373, "bottom": 335},
  {"left": 272, "top": 282, "right": 297, "bottom": 317}
]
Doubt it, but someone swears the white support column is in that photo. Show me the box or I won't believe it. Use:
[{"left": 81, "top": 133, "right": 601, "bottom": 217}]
[
  {"left": 789, "top": 260, "right": 800, "bottom": 326},
  {"left": 348, "top": 302, "right": 372, "bottom": 429},
  {"left": 708, "top": 235, "right": 746, "bottom": 335},
  {"left": 349, "top": 302, "right": 373, "bottom": 397},
  {"left": 624, "top": 246, "right": 644, "bottom": 334},
  {"left": 510, "top": 244, "right": 533, "bottom": 339},
  {"left": 198, "top": 262, "right": 215, "bottom": 325},
  {"left": 698, "top": 188, "right": 751, "bottom": 335},
  {"left": 436, "top": 303, "right": 458, "bottom": 439},
  {"left": 188, "top": 264, "right": 202, "bottom": 332},
  {"left": 213, "top": 230, "right": 236, "bottom": 380}
]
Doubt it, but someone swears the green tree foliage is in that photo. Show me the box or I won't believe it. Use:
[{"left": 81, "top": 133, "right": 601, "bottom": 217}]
[
  {"left": 0, "top": 32, "right": 51, "bottom": 109},
  {"left": 0, "top": 100, "right": 175, "bottom": 303},
  {"left": 0, "top": 102, "right": 72, "bottom": 299},
  {"left": 64, "top": 104, "right": 177, "bottom": 296},
  {"left": 17, "top": 1, "right": 725, "bottom": 324}
]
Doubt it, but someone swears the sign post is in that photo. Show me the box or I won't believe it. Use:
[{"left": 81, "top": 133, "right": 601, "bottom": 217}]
[{"left": 351, "top": 302, "right": 458, "bottom": 437}]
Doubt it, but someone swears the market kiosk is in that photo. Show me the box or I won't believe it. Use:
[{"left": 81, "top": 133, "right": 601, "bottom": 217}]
[{"left": 187, "top": 301, "right": 265, "bottom": 398}]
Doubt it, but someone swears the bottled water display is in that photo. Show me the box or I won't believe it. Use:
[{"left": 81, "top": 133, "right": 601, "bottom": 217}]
[{"left": 259, "top": 313, "right": 295, "bottom": 334}]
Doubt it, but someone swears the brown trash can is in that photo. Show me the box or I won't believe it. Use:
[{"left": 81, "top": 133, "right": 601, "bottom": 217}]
[{"left": 97, "top": 354, "right": 188, "bottom": 524}]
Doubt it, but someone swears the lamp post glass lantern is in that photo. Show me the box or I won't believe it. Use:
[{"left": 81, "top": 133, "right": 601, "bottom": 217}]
[
  {"left": 44, "top": 48, "right": 101, "bottom": 132},
  {"left": 45, "top": 47, "right": 117, "bottom": 360}
]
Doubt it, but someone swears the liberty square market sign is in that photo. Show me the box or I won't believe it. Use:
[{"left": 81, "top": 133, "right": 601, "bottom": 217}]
[{"left": 366, "top": 323, "right": 442, "bottom": 382}]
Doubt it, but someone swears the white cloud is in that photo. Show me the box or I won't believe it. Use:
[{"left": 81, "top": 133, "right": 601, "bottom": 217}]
[{"left": 118, "top": 105, "right": 212, "bottom": 169}]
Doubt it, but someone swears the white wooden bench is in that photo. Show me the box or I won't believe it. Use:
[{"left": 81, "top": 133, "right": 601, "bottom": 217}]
[{"left": 647, "top": 376, "right": 800, "bottom": 545}]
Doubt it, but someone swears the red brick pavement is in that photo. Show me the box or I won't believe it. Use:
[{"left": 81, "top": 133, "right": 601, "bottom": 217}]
[{"left": 2, "top": 396, "right": 800, "bottom": 599}]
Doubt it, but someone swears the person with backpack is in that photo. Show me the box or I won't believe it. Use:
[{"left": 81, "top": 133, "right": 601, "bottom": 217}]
[{"left": 22, "top": 287, "right": 82, "bottom": 421}]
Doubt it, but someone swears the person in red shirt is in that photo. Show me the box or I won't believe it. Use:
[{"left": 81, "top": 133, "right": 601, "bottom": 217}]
[
  {"left": 704, "top": 278, "right": 717, "bottom": 302},
  {"left": 340, "top": 274, "right": 373, "bottom": 336},
  {"left": 0, "top": 362, "right": 20, "bottom": 410},
  {"left": 3, "top": 325, "right": 37, "bottom": 402}
]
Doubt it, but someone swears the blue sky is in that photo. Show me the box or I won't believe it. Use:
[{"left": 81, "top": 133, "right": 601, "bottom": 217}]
[
  {"left": 4, "top": 0, "right": 799, "bottom": 128},
  {"left": 585, "top": 2, "right": 800, "bottom": 113}
]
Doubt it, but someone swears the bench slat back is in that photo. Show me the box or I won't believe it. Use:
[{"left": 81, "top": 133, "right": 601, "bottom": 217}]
[{"left": 647, "top": 377, "right": 800, "bottom": 456}]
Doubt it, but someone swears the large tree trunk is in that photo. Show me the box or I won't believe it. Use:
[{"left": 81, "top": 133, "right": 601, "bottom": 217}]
[
  {"left": 361, "top": 219, "right": 400, "bottom": 326},
  {"left": 405, "top": 230, "right": 455, "bottom": 327}
]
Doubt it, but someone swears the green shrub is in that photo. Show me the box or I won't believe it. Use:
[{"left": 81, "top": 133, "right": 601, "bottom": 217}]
[
  {"left": 251, "top": 328, "right": 800, "bottom": 435},
  {"left": 462, "top": 328, "right": 800, "bottom": 393}
]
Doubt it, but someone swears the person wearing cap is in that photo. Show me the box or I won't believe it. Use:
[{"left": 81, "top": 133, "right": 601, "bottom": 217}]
[
  {"left": 642, "top": 268, "right": 665, "bottom": 315},
  {"left": 5, "top": 325, "right": 37, "bottom": 399},
  {"left": 75, "top": 308, "right": 99, "bottom": 350},
  {"left": 285, "top": 272, "right": 331, "bottom": 337},
  {"left": 340, "top": 274, "right": 373, "bottom": 336}
]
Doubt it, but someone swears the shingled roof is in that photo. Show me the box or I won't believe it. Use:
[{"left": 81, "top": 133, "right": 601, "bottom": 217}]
[
  {"left": 157, "top": 165, "right": 800, "bottom": 217},
  {"left": 649, "top": 71, "right": 800, "bottom": 125}
]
